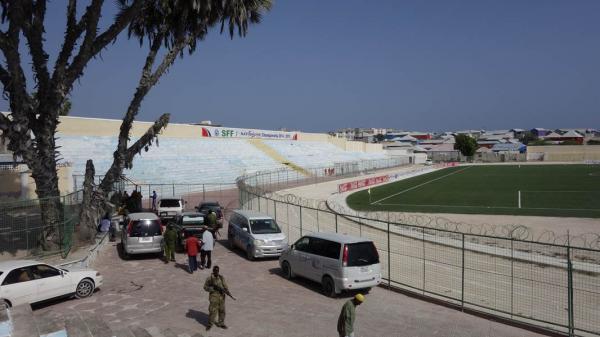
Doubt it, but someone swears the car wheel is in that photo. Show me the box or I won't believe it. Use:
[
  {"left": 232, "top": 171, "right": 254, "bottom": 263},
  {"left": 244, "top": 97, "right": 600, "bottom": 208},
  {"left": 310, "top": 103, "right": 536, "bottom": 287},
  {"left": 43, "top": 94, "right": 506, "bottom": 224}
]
[
  {"left": 322, "top": 276, "right": 336, "bottom": 298},
  {"left": 1, "top": 299, "right": 11, "bottom": 308},
  {"left": 75, "top": 279, "right": 95, "bottom": 299},
  {"left": 246, "top": 246, "right": 255, "bottom": 261},
  {"left": 282, "top": 261, "right": 294, "bottom": 279}
]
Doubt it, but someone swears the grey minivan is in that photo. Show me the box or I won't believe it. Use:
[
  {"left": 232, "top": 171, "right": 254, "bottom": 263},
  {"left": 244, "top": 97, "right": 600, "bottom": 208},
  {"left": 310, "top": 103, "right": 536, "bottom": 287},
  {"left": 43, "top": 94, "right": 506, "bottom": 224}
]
[
  {"left": 121, "top": 212, "right": 163, "bottom": 258},
  {"left": 227, "top": 210, "right": 288, "bottom": 260}
]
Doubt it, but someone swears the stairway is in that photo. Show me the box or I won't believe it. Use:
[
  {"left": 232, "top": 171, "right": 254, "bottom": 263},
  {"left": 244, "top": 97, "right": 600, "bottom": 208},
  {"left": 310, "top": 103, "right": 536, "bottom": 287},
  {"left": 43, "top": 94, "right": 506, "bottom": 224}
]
[
  {"left": 0, "top": 305, "right": 204, "bottom": 337},
  {"left": 247, "top": 139, "right": 311, "bottom": 176}
]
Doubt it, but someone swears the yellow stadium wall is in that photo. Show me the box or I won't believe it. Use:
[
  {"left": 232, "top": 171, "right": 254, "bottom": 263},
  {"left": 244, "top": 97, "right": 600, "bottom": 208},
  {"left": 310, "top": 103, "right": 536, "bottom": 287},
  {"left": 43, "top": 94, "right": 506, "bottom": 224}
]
[
  {"left": 57, "top": 117, "right": 384, "bottom": 153},
  {"left": 527, "top": 145, "right": 600, "bottom": 162}
]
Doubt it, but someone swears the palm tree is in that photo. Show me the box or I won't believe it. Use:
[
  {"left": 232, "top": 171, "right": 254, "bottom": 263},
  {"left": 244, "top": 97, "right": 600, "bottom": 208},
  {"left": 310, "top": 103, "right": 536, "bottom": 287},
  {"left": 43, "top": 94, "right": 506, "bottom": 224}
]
[
  {"left": 80, "top": 0, "right": 273, "bottom": 240},
  {"left": 0, "top": 0, "right": 272, "bottom": 247}
]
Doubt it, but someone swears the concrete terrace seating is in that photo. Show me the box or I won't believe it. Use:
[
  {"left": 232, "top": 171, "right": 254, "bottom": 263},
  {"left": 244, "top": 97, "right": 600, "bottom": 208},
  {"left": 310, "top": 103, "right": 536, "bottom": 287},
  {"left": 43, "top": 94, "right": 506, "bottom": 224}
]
[
  {"left": 57, "top": 136, "right": 285, "bottom": 188},
  {"left": 263, "top": 140, "right": 390, "bottom": 169}
]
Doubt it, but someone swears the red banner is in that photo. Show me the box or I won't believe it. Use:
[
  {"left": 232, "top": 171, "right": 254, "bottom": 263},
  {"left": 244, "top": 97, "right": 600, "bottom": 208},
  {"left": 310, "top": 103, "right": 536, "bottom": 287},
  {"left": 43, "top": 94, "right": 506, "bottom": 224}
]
[{"left": 338, "top": 175, "right": 389, "bottom": 193}]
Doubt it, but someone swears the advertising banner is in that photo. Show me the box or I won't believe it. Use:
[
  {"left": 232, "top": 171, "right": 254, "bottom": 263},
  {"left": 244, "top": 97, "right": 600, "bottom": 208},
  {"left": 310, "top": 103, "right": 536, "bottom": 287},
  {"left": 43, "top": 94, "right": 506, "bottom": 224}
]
[
  {"left": 200, "top": 126, "right": 297, "bottom": 140},
  {"left": 338, "top": 175, "right": 389, "bottom": 193}
]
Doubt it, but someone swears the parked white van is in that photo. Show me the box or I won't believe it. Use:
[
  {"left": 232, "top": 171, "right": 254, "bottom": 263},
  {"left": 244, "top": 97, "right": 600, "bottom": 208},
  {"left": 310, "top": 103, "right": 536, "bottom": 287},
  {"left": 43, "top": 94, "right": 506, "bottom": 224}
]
[{"left": 279, "top": 232, "right": 381, "bottom": 297}]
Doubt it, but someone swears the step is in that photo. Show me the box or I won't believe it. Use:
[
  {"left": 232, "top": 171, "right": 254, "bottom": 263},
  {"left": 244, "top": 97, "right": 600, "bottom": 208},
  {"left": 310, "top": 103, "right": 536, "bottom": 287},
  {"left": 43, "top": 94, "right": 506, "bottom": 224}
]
[
  {"left": 79, "top": 314, "right": 113, "bottom": 337},
  {"left": 0, "top": 306, "right": 11, "bottom": 337},
  {"left": 34, "top": 310, "right": 66, "bottom": 337},
  {"left": 158, "top": 329, "right": 177, "bottom": 337},
  {"left": 128, "top": 326, "right": 152, "bottom": 337},
  {"left": 9, "top": 305, "right": 39, "bottom": 337},
  {"left": 144, "top": 327, "right": 165, "bottom": 337},
  {"left": 62, "top": 312, "right": 93, "bottom": 337}
]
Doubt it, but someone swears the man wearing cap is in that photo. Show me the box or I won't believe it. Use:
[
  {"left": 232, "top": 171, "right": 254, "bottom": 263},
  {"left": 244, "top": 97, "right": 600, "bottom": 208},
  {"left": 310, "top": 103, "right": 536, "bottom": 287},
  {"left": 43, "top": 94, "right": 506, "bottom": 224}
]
[
  {"left": 337, "top": 293, "right": 364, "bottom": 337},
  {"left": 203, "top": 266, "right": 228, "bottom": 330}
]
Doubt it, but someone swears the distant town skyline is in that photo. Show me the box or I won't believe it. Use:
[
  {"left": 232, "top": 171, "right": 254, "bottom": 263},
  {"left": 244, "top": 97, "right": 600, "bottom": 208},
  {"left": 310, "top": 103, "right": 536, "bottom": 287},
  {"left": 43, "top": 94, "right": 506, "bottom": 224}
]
[{"left": 1, "top": 0, "right": 599, "bottom": 132}]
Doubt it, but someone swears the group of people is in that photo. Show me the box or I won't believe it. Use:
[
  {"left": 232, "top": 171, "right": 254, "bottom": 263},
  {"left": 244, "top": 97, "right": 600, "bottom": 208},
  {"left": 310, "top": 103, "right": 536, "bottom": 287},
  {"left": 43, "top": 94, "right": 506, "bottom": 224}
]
[{"left": 160, "top": 213, "right": 364, "bottom": 335}]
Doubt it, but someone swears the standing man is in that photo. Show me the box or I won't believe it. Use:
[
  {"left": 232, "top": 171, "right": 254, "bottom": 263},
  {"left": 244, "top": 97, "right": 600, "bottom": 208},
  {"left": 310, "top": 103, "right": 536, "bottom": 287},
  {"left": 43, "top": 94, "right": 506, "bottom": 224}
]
[
  {"left": 337, "top": 294, "right": 364, "bottom": 337},
  {"left": 206, "top": 210, "right": 217, "bottom": 231},
  {"left": 203, "top": 266, "right": 228, "bottom": 330},
  {"left": 151, "top": 190, "right": 158, "bottom": 211},
  {"left": 200, "top": 226, "right": 214, "bottom": 269},
  {"left": 185, "top": 232, "right": 200, "bottom": 273},
  {"left": 163, "top": 223, "right": 177, "bottom": 263}
]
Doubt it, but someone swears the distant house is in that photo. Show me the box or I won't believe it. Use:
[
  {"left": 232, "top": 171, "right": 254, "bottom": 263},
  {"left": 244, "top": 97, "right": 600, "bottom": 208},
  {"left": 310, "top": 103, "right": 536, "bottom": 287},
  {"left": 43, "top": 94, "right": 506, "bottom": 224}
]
[
  {"left": 544, "top": 130, "right": 584, "bottom": 144},
  {"left": 531, "top": 128, "right": 549, "bottom": 138},
  {"left": 510, "top": 128, "right": 526, "bottom": 138},
  {"left": 491, "top": 143, "right": 527, "bottom": 153},
  {"left": 477, "top": 140, "right": 501, "bottom": 149}
]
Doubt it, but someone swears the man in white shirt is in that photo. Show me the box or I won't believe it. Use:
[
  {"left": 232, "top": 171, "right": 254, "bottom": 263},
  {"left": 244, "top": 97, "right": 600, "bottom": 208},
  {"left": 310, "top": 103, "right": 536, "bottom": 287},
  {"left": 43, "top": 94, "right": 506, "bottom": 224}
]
[{"left": 200, "top": 226, "right": 214, "bottom": 269}]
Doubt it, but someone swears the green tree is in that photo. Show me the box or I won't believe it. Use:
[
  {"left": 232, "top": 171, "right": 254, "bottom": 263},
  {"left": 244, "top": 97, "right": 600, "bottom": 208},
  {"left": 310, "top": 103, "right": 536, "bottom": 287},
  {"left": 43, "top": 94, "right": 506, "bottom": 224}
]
[
  {"left": 373, "top": 134, "right": 385, "bottom": 143},
  {"left": 0, "top": 0, "right": 272, "bottom": 246},
  {"left": 453, "top": 134, "right": 478, "bottom": 157}
]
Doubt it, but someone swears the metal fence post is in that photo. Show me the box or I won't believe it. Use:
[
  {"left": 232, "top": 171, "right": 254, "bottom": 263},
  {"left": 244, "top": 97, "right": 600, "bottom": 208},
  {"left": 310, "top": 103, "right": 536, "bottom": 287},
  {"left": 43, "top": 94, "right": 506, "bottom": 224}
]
[
  {"left": 461, "top": 233, "right": 465, "bottom": 311},
  {"left": 335, "top": 213, "right": 338, "bottom": 233},
  {"left": 299, "top": 206, "right": 303, "bottom": 236},
  {"left": 258, "top": 196, "right": 261, "bottom": 212},
  {"left": 203, "top": 184, "right": 206, "bottom": 202},
  {"left": 274, "top": 200, "right": 277, "bottom": 221},
  {"left": 172, "top": 183, "right": 175, "bottom": 196},
  {"left": 567, "top": 245, "right": 574, "bottom": 337},
  {"left": 422, "top": 228, "right": 426, "bottom": 294},
  {"left": 387, "top": 221, "right": 391, "bottom": 289},
  {"left": 316, "top": 209, "right": 319, "bottom": 232},
  {"left": 510, "top": 238, "right": 514, "bottom": 318}
]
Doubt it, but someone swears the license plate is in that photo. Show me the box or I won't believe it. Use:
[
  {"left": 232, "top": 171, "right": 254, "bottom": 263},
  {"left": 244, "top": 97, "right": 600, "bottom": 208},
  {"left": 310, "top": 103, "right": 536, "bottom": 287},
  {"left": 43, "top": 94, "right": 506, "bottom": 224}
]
[
  {"left": 139, "top": 237, "right": 152, "bottom": 243},
  {"left": 360, "top": 267, "right": 369, "bottom": 273}
]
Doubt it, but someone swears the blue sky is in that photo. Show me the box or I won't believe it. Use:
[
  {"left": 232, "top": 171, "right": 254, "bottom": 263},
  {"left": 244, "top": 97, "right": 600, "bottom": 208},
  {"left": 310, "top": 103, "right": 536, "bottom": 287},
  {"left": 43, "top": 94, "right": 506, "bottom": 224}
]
[{"left": 2, "top": 0, "right": 599, "bottom": 132}]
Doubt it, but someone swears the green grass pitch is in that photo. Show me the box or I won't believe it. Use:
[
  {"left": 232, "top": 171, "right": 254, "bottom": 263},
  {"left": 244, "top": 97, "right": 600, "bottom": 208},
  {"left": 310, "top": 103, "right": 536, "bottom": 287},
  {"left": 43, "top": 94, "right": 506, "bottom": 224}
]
[{"left": 346, "top": 164, "right": 600, "bottom": 218}]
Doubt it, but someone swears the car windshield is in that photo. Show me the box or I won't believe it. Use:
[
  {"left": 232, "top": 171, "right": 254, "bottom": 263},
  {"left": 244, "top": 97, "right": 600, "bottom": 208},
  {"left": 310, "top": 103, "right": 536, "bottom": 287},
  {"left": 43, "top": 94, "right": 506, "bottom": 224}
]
[
  {"left": 346, "top": 242, "right": 379, "bottom": 267},
  {"left": 182, "top": 215, "right": 204, "bottom": 226},
  {"left": 129, "top": 220, "right": 162, "bottom": 237},
  {"left": 160, "top": 199, "right": 180, "bottom": 207},
  {"left": 249, "top": 219, "right": 281, "bottom": 234}
]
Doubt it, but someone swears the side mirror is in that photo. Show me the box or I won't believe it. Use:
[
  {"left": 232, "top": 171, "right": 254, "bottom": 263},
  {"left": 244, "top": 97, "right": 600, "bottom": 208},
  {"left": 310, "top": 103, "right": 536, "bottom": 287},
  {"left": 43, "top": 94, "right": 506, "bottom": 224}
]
[{"left": 242, "top": 227, "right": 248, "bottom": 232}]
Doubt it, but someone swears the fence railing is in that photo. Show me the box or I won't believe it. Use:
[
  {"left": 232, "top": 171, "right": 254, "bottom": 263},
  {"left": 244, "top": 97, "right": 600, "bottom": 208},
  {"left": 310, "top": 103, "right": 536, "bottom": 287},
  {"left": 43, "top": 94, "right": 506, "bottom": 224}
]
[
  {"left": 237, "top": 166, "right": 600, "bottom": 337},
  {"left": 0, "top": 190, "right": 83, "bottom": 259}
]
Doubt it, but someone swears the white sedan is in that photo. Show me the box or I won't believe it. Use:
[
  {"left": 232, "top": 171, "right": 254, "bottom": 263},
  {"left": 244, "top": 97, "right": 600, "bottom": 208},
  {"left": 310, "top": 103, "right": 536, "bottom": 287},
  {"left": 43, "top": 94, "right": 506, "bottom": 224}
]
[{"left": 0, "top": 260, "right": 103, "bottom": 307}]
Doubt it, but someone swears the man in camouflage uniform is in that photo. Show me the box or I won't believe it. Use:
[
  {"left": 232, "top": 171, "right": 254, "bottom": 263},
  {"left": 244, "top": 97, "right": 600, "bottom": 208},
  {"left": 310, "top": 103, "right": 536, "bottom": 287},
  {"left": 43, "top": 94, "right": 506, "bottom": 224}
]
[
  {"left": 203, "top": 265, "right": 228, "bottom": 330},
  {"left": 163, "top": 223, "right": 177, "bottom": 262}
]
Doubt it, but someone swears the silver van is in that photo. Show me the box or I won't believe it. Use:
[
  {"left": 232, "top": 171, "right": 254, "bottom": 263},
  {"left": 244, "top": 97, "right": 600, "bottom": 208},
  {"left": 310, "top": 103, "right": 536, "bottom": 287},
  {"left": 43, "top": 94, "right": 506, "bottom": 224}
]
[
  {"left": 279, "top": 232, "right": 381, "bottom": 297},
  {"left": 227, "top": 210, "right": 288, "bottom": 260},
  {"left": 121, "top": 212, "right": 163, "bottom": 258}
]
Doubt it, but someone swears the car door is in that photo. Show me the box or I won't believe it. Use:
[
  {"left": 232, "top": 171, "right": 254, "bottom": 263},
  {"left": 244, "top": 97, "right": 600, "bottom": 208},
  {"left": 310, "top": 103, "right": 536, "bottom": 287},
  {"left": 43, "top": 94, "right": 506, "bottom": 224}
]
[
  {"left": 303, "top": 238, "right": 327, "bottom": 282},
  {"left": 238, "top": 221, "right": 252, "bottom": 250},
  {"left": 31, "top": 264, "right": 70, "bottom": 301},
  {"left": 288, "top": 237, "right": 312, "bottom": 280},
  {"left": 0, "top": 266, "right": 39, "bottom": 306},
  {"left": 228, "top": 214, "right": 241, "bottom": 248}
]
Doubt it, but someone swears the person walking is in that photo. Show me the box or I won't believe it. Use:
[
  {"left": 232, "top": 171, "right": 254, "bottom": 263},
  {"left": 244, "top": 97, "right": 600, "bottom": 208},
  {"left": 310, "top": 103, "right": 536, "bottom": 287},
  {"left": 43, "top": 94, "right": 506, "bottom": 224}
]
[
  {"left": 151, "top": 190, "right": 158, "bottom": 211},
  {"left": 337, "top": 294, "right": 365, "bottom": 337},
  {"left": 203, "top": 266, "right": 228, "bottom": 330},
  {"left": 163, "top": 223, "right": 177, "bottom": 263},
  {"left": 200, "top": 226, "right": 214, "bottom": 269},
  {"left": 185, "top": 232, "right": 200, "bottom": 273}
]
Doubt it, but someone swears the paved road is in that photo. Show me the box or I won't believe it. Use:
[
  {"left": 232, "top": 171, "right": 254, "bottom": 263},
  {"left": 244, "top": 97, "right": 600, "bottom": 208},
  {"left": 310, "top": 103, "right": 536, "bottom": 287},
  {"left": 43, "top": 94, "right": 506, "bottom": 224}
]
[{"left": 33, "top": 234, "right": 547, "bottom": 337}]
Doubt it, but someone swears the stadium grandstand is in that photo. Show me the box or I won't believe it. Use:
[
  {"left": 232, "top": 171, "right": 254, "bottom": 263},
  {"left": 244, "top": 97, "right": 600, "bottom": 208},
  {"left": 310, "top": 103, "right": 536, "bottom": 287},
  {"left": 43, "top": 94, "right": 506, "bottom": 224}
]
[{"left": 47, "top": 116, "right": 402, "bottom": 193}]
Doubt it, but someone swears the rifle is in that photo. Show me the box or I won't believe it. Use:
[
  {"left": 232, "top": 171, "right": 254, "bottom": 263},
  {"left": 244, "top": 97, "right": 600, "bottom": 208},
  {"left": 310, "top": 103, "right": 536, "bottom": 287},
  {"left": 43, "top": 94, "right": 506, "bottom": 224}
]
[{"left": 215, "top": 285, "right": 236, "bottom": 300}]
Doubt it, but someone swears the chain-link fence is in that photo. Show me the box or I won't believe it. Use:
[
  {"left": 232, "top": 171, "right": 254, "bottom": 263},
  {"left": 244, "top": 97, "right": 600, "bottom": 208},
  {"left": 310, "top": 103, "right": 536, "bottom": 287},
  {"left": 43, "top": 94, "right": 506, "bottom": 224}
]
[
  {"left": 0, "top": 190, "right": 83, "bottom": 259},
  {"left": 238, "top": 167, "right": 600, "bottom": 337}
]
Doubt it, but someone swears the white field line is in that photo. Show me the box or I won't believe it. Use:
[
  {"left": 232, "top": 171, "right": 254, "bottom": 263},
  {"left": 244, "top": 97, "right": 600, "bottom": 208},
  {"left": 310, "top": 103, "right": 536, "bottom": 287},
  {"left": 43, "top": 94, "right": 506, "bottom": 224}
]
[
  {"left": 371, "top": 166, "right": 473, "bottom": 205},
  {"left": 375, "top": 202, "right": 600, "bottom": 212}
]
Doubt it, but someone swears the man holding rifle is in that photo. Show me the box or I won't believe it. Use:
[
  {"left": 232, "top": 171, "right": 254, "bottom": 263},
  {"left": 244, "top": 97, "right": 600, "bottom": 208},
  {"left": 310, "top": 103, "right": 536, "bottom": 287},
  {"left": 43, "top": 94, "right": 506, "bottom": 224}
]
[{"left": 203, "top": 265, "right": 234, "bottom": 330}]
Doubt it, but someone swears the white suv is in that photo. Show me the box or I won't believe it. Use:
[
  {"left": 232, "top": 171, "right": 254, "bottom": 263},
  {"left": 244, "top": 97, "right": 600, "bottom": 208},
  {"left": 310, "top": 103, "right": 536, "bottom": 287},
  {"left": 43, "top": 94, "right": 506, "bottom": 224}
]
[
  {"left": 157, "top": 198, "right": 184, "bottom": 220},
  {"left": 279, "top": 232, "right": 381, "bottom": 297}
]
